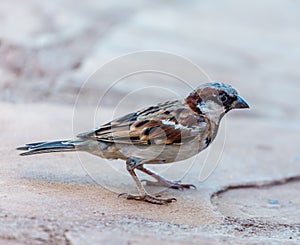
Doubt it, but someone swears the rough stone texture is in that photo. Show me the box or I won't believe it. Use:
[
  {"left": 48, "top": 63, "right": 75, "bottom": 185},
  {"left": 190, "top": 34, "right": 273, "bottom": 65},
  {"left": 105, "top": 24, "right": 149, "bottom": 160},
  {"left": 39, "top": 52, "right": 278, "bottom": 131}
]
[{"left": 1, "top": 0, "right": 300, "bottom": 244}]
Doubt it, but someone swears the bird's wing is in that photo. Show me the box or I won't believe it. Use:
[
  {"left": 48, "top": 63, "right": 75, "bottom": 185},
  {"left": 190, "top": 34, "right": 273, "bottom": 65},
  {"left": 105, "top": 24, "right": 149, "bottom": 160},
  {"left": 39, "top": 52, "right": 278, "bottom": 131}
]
[{"left": 78, "top": 100, "right": 208, "bottom": 145}]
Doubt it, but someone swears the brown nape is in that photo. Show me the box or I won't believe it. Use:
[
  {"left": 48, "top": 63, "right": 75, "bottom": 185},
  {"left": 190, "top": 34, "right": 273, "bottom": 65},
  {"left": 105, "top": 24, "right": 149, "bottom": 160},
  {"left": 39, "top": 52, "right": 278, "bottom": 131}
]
[
  {"left": 185, "top": 87, "right": 219, "bottom": 114},
  {"left": 185, "top": 91, "right": 202, "bottom": 114}
]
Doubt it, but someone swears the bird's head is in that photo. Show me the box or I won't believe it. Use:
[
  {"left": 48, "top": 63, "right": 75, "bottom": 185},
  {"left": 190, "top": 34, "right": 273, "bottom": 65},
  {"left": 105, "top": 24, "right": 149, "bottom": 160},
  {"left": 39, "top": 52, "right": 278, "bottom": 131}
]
[{"left": 185, "top": 82, "right": 249, "bottom": 121}]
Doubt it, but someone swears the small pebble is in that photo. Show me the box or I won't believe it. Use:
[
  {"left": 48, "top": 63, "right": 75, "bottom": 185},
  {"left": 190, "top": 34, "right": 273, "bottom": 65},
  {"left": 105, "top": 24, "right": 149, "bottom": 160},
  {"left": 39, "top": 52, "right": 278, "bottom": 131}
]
[{"left": 268, "top": 198, "right": 279, "bottom": 205}]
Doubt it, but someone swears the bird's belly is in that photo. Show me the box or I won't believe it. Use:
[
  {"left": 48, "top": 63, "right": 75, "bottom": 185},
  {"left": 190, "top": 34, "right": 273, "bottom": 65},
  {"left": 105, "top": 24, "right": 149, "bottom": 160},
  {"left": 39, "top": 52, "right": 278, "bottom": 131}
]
[
  {"left": 118, "top": 139, "right": 205, "bottom": 163},
  {"left": 78, "top": 139, "right": 207, "bottom": 163}
]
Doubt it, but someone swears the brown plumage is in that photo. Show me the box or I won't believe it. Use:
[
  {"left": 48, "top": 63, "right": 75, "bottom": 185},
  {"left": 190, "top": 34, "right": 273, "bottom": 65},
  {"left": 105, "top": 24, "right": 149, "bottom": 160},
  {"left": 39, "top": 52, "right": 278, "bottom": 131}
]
[{"left": 17, "top": 82, "right": 249, "bottom": 204}]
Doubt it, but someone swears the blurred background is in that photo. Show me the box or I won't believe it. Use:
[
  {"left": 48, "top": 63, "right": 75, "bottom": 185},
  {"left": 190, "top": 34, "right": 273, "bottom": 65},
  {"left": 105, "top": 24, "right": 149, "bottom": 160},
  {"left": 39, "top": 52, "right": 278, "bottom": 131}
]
[{"left": 1, "top": 0, "right": 299, "bottom": 123}]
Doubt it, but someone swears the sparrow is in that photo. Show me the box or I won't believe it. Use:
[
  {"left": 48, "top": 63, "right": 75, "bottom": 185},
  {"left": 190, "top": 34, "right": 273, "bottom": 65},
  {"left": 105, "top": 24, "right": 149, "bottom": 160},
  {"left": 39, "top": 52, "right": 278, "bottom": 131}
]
[{"left": 17, "top": 82, "right": 249, "bottom": 204}]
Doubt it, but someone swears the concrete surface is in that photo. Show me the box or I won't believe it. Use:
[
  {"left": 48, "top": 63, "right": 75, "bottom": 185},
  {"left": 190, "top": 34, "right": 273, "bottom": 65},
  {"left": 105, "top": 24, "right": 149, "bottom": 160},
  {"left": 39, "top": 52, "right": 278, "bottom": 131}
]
[{"left": 1, "top": 0, "right": 300, "bottom": 244}]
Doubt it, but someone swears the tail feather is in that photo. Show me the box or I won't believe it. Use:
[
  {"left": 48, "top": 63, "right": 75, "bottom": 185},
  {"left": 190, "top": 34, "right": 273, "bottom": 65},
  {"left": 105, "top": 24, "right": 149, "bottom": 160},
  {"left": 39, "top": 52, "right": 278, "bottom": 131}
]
[
  {"left": 16, "top": 141, "right": 47, "bottom": 151},
  {"left": 17, "top": 140, "right": 76, "bottom": 156}
]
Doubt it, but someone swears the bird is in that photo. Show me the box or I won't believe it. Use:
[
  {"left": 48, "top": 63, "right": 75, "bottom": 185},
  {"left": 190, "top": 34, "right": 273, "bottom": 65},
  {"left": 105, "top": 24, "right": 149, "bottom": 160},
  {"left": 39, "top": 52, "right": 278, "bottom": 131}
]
[{"left": 17, "top": 82, "right": 249, "bottom": 204}]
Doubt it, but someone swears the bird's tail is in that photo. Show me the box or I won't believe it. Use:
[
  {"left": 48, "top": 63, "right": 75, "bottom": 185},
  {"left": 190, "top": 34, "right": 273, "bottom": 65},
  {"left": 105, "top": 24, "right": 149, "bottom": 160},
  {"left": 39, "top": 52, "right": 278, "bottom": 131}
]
[{"left": 17, "top": 140, "right": 78, "bottom": 156}]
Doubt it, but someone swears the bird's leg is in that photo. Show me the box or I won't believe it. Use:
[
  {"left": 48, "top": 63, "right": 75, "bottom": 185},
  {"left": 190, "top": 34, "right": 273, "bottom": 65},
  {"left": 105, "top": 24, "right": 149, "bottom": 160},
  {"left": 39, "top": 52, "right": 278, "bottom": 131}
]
[
  {"left": 137, "top": 165, "right": 196, "bottom": 190},
  {"left": 124, "top": 157, "right": 176, "bottom": 205}
]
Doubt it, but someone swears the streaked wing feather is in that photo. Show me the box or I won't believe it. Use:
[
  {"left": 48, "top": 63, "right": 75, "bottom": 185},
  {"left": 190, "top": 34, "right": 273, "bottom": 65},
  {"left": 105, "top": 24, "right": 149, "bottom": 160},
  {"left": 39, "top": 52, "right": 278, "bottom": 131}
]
[{"left": 78, "top": 100, "right": 207, "bottom": 145}]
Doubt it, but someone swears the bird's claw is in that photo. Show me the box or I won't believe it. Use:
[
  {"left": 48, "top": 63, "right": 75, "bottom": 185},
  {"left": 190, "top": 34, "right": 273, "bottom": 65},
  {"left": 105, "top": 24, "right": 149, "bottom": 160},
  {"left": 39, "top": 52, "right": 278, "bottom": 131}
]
[{"left": 141, "top": 179, "right": 196, "bottom": 190}]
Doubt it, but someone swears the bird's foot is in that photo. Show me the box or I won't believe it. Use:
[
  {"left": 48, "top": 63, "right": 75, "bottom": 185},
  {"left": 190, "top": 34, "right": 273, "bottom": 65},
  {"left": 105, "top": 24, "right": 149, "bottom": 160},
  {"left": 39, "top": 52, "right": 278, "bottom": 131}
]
[
  {"left": 142, "top": 179, "right": 196, "bottom": 190},
  {"left": 119, "top": 193, "right": 176, "bottom": 205}
]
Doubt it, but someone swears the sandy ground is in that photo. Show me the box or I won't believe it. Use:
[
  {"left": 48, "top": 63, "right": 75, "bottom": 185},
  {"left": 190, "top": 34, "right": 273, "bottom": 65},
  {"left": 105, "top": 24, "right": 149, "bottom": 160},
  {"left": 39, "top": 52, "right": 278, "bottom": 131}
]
[{"left": 1, "top": 0, "right": 300, "bottom": 244}]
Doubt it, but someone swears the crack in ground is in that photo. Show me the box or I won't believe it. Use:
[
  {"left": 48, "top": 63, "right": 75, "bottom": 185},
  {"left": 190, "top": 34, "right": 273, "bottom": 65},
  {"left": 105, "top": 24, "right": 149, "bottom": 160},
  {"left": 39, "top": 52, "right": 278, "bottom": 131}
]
[
  {"left": 210, "top": 175, "right": 300, "bottom": 240},
  {"left": 211, "top": 175, "right": 300, "bottom": 201}
]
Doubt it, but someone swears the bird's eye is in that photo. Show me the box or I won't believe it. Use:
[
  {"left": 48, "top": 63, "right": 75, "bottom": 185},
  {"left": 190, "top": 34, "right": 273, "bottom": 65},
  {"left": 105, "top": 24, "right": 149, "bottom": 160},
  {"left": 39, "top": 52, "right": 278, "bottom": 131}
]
[{"left": 219, "top": 92, "right": 227, "bottom": 102}]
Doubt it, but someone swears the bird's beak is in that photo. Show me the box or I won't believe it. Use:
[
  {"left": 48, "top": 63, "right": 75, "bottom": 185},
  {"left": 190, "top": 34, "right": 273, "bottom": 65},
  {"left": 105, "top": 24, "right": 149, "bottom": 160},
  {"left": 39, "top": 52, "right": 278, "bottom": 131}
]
[{"left": 232, "top": 95, "right": 250, "bottom": 109}]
